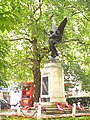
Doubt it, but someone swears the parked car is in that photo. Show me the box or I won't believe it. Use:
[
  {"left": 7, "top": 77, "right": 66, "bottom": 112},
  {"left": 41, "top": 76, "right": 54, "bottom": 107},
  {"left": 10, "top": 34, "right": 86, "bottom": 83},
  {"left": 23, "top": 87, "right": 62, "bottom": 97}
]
[{"left": 0, "top": 98, "right": 11, "bottom": 110}]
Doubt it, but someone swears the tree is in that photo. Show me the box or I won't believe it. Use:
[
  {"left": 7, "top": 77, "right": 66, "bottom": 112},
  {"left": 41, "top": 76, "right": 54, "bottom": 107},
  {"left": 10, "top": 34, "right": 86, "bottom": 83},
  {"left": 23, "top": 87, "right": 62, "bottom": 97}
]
[
  {"left": 8, "top": 0, "right": 50, "bottom": 102},
  {"left": 0, "top": 32, "right": 10, "bottom": 86},
  {"left": 0, "top": 0, "right": 23, "bottom": 86}
]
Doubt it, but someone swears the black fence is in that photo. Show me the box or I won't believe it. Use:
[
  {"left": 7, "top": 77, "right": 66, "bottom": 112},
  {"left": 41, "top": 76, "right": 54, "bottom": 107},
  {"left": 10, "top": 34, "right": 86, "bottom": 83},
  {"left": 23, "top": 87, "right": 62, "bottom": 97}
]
[{"left": 66, "top": 97, "right": 90, "bottom": 107}]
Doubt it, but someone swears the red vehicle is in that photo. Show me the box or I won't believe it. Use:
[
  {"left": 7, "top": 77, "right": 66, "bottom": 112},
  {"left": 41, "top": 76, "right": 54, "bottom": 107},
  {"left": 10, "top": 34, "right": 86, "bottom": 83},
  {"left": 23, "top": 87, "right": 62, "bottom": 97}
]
[{"left": 21, "top": 82, "right": 34, "bottom": 107}]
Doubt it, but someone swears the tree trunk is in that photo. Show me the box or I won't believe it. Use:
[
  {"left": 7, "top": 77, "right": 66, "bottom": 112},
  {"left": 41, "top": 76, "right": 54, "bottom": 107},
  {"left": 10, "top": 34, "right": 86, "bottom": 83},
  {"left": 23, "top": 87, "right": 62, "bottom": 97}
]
[
  {"left": 32, "top": 38, "right": 41, "bottom": 102},
  {"left": 32, "top": 60, "right": 41, "bottom": 102}
]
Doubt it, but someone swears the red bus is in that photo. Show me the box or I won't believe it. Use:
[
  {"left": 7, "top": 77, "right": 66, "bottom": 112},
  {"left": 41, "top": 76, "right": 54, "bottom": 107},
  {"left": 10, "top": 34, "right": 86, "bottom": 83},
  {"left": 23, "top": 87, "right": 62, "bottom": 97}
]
[{"left": 21, "top": 82, "right": 34, "bottom": 107}]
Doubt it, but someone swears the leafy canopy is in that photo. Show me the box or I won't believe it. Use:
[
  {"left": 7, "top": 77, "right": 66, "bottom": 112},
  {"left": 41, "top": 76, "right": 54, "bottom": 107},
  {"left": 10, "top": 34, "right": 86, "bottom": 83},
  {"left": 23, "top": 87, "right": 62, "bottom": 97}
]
[{"left": 0, "top": 0, "right": 90, "bottom": 91}]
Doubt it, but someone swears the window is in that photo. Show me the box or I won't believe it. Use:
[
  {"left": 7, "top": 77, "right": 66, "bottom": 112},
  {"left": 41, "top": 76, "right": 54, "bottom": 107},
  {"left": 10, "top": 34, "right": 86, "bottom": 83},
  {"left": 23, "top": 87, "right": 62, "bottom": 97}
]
[
  {"left": 23, "top": 84, "right": 31, "bottom": 90},
  {"left": 42, "top": 76, "right": 48, "bottom": 95}
]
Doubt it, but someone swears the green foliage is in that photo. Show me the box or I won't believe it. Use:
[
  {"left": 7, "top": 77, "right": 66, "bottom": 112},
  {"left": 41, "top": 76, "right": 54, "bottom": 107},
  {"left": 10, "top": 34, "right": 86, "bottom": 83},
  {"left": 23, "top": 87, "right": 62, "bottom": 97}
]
[
  {"left": 0, "top": 32, "right": 10, "bottom": 86},
  {"left": 6, "top": 39, "right": 33, "bottom": 82},
  {"left": 0, "top": 0, "right": 90, "bottom": 91},
  {"left": 0, "top": 0, "right": 20, "bottom": 32}
]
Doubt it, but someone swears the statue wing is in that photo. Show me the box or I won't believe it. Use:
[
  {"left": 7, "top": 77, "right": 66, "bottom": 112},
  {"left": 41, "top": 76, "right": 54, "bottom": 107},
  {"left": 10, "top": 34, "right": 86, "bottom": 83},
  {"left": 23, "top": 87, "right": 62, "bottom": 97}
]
[{"left": 57, "top": 18, "right": 67, "bottom": 42}]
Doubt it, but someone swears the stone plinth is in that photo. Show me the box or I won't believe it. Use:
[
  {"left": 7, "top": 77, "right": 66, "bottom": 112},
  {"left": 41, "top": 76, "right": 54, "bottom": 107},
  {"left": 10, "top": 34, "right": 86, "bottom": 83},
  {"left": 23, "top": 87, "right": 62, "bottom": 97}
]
[{"left": 41, "top": 59, "right": 66, "bottom": 104}]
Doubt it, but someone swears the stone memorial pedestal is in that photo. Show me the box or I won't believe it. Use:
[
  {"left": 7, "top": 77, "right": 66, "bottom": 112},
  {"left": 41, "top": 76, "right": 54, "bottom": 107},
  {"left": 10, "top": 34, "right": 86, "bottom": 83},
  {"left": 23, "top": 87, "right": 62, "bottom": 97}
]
[{"left": 41, "top": 59, "right": 66, "bottom": 106}]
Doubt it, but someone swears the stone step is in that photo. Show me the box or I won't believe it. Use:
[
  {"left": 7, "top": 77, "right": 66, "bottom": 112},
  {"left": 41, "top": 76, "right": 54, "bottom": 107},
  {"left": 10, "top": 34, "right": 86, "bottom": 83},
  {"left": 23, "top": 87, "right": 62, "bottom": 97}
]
[{"left": 45, "top": 107, "right": 72, "bottom": 115}]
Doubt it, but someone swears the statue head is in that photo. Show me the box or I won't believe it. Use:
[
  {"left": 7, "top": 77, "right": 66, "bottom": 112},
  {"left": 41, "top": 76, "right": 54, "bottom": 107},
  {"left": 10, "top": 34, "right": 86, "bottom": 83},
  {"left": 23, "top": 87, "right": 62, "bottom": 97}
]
[{"left": 49, "top": 18, "right": 67, "bottom": 43}]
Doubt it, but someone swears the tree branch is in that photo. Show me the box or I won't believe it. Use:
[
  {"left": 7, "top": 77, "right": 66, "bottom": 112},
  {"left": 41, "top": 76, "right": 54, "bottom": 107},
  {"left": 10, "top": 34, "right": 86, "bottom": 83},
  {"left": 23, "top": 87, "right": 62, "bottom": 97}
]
[
  {"left": 71, "top": 11, "right": 81, "bottom": 16},
  {"left": 35, "top": 0, "right": 43, "bottom": 22},
  {"left": 10, "top": 37, "right": 33, "bottom": 43},
  {"left": 63, "top": 39, "right": 90, "bottom": 46},
  {"left": 33, "top": 2, "right": 43, "bottom": 15},
  {"left": 82, "top": 13, "right": 90, "bottom": 21}
]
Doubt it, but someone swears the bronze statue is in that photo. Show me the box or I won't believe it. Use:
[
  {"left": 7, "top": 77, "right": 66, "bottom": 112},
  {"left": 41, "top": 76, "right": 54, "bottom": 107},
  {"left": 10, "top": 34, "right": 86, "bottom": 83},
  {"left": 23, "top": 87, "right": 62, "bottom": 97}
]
[{"left": 49, "top": 18, "right": 67, "bottom": 58}]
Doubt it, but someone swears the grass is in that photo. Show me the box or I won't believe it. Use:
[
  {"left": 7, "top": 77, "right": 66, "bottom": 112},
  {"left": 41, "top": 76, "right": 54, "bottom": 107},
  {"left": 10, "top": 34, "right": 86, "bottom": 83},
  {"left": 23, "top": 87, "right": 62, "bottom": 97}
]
[{"left": 3, "top": 116, "right": 90, "bottom": 120}]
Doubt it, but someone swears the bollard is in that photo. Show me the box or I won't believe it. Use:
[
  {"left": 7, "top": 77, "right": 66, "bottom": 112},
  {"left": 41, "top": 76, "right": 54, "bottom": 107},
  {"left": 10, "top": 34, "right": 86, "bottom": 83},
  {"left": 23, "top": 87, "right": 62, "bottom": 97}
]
[
  {"left": 77, "top": 102, "right": 80, "bottom": 107},
  {"left": 37, "top": 104, "right": 41, "bottom": 119},
  {"left": 17, "top": 106, "right": 21, "bottom": 115},
  {"left": 0, "top": 101, "right": 1, "bottom": 111},
  {"left": 0, "top": 101, "right": 1, "bottom": 120},
  {"left": 72, "top": 103, "right": 76, "bottom": 116}
]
